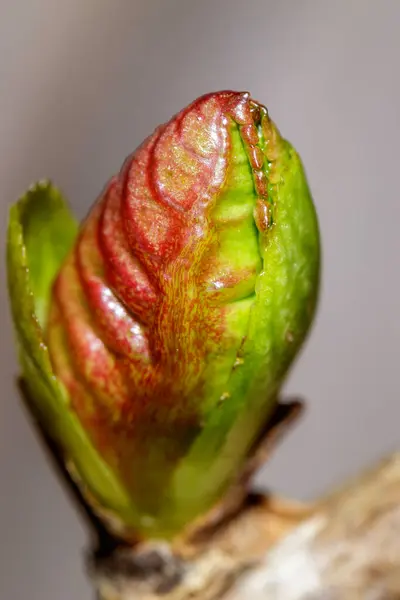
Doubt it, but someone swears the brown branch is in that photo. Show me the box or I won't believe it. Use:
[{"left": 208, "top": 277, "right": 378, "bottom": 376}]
[{"left": 227, "top": 453, "right": 400, "bottom": 600}]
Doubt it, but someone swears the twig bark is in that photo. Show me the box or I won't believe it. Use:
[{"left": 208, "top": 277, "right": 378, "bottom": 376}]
[{"left": 227, "top": 453, "right": 400, "bottom": 600}]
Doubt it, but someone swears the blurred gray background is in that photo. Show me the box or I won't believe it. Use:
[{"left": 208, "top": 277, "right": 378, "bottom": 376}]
[{"left": 1, "top": 1, "right": 399, "bottom": 598}]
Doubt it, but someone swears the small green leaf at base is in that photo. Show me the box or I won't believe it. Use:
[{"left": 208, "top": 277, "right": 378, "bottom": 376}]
[{"left": 6, "top": 181, "right": 138, "bottom": 530}]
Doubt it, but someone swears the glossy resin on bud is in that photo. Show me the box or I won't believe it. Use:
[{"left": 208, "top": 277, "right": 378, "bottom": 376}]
[{"left": 7, "top": 91, "right": 320, "bottom": 539}]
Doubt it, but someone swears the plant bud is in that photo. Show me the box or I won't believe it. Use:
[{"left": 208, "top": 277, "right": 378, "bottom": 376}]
[{"left": 7, "top": 91, "right": 320, "bottom": 539}]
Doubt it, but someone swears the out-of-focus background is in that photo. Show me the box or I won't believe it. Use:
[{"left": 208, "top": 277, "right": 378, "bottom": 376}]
[{"left": 1, "top": 1, "right": 399, "bottom": 598}]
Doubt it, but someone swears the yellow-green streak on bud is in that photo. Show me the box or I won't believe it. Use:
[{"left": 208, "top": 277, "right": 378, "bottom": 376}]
[{"left": 7, "top": 92, "right": 320, "bottom": 539}]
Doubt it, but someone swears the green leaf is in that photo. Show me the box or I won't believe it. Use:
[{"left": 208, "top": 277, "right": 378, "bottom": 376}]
[
  {"left": 17, "top": 181, "right": 78, "bottom": 327},
  {"left": 158, "top": 138, "right": 321, "bottom": 533},
  {"left": 7, "top": 181, "right": 138, "bottom": 525}
]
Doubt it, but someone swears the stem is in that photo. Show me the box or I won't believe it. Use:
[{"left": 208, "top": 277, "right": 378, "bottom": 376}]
[
  {"left": 91, "top": 454, "right": 400, "bottom": 600},
  {"left": 19, "top": 381, "right": 400, "bottom": 598}
]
